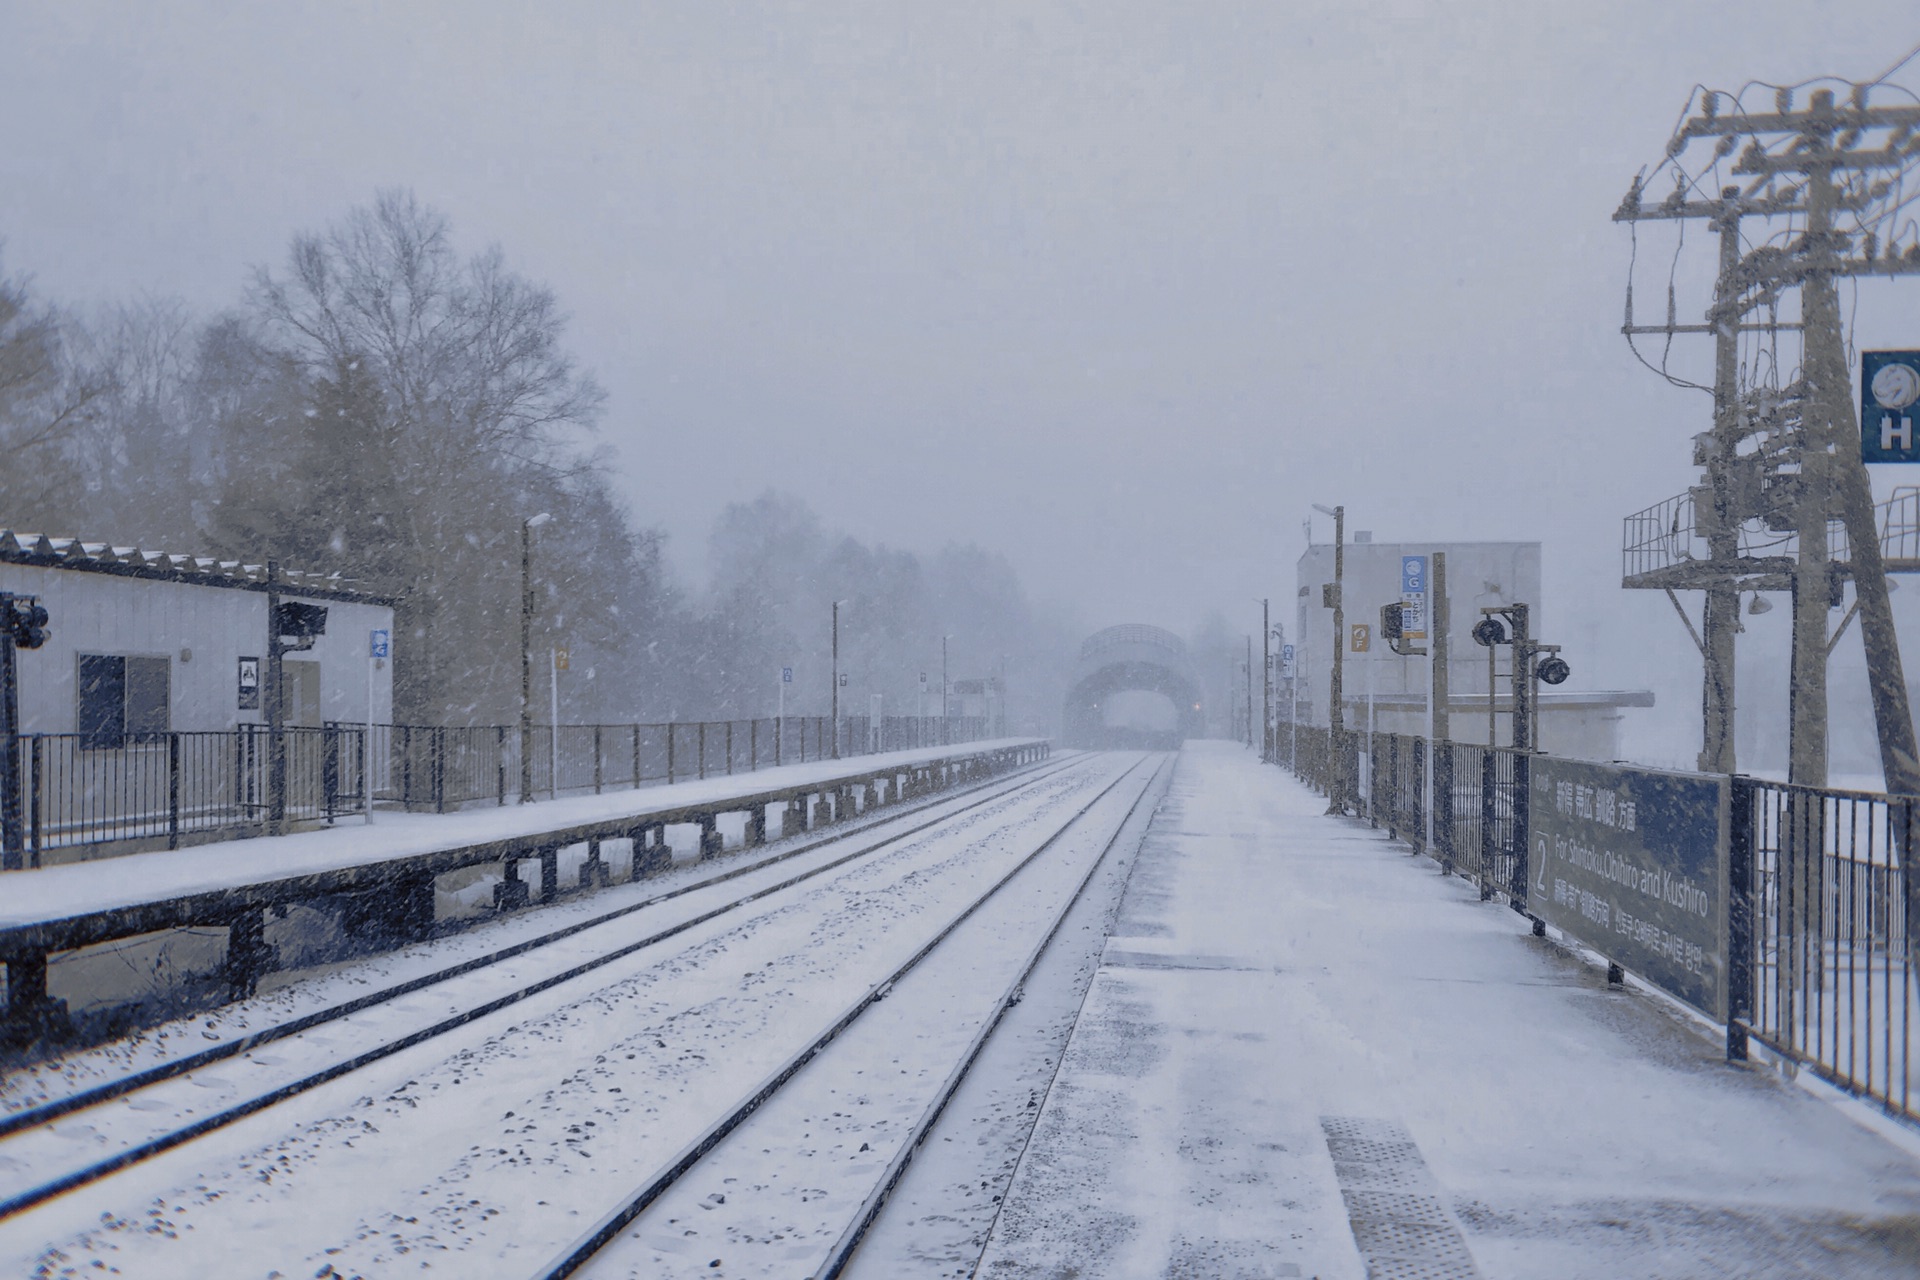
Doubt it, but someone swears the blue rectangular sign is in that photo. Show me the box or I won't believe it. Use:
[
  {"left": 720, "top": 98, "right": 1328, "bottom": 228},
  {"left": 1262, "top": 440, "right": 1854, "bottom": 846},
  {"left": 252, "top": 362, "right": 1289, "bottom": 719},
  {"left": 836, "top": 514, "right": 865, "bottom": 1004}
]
[
  {"left": 1863, "top": 350, "right": 1920, "bottom": 463},
  {"left": 781, "top": 666, "right": 793, "bottom": 684},
  {"left": 1399, "top": 555, "right": 1428, "bottom": 638},
  {"left": 369, "top": 629, "right": 390, "bottom": 659},
  {"left": 1530, "top": 757, "right": 1729, "bottom": 1019}
]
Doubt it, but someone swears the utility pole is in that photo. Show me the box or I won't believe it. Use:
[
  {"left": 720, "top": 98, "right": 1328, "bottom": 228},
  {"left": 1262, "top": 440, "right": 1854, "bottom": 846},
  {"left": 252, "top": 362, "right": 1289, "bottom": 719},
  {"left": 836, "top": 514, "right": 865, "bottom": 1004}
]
[
  {"left": 1314, "top": 504, "right": 1347, "bottom": 812},
  {"left": 941, "top": 634, "right": 950, "bottom": 746},
  {"left": 1614, "top": 82, "right": 1920, "bottom": 794},
  {"left": 831, "top": 600, "right": 841, "bottom": 760},
  {"left": 1798, "top": 90, "right": 1917, "bottom": 793},
  {"left": 1702, "top": 189, "right": 1743, "bottom": 774}
]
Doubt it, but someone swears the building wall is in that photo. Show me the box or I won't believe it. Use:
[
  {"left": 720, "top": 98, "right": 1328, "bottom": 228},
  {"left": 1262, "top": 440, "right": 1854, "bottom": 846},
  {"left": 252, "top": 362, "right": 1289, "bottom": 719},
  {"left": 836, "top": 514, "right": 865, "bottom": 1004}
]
[
  {"left": 1292, "top": 540, "right": 1543, "bottom": 728},
  {"left": 0, "top": 563, "right": 393, "bottom": 735},
  {"left": 1360, "top": 700, "right": 1627, "bottom": 762}
]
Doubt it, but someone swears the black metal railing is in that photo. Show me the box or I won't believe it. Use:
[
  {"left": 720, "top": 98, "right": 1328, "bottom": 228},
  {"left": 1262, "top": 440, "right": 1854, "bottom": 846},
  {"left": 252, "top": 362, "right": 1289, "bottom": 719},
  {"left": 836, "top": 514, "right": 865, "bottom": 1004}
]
[
  {"left": 6, "top": 714, "right": 991, "bottom": 864},
  {"left": 1742, "top": 778, "right": 1915, "bottom": 1119},
  {"left": 1271, "top": 729, "right": 1919, "bottom": 1125}
]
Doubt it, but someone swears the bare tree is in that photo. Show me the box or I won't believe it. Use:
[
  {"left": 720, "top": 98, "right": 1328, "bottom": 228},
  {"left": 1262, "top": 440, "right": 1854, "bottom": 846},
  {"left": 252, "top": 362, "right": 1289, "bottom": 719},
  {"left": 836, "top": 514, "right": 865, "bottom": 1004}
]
[
  {"left": 230, "top": 191, "right": 611, "bottom": 721},
  {"left": 0, "top": 255, "right": 112, "bottom": 528}
]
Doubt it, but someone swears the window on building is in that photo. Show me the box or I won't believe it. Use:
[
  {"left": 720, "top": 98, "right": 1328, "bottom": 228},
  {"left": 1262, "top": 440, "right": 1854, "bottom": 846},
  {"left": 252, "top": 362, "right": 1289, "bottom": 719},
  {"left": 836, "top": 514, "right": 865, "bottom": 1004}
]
[{"left": 77, "top": 655, "right": 170, "bottom": 748}]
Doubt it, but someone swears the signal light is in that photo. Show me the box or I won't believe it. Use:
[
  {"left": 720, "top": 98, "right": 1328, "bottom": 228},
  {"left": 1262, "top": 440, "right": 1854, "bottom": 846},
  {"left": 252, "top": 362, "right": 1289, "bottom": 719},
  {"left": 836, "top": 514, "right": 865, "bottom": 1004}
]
[
  {"left": 5, "top": 597, "right": 49, "bottom": 650},
  {"left": 1471, "top": 618, "right": 1507, "bottom": 648},
  {"left": 1536, "top": 656, "right": 1571, "bottom": 686}
]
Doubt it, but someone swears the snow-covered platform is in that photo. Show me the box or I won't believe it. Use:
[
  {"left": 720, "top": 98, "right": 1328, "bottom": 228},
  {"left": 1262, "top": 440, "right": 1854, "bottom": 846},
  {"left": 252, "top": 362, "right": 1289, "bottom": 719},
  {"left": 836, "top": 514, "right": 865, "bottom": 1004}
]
[
  {"left": 979, "top": 740, "right": 1920, "bottom": 1279},
  {"left": 0, "top": 739, "right": 1048, "bottom": 1033}
]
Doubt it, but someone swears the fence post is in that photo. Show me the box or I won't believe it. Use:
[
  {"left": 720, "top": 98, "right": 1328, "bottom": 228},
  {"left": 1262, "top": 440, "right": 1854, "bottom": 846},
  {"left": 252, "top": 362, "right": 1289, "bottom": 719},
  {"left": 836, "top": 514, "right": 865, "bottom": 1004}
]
[
  {"left": 1726, "top": 774, "right": 1754, "bottom": 1062},
  {"left": 1411, "top": 736, "right": 1426, "bottom": 856},
  {"left": 1434, "top": 740, "right": 1454, "bottom": 875},
  {"left": 1391, "top": 735, "right": 1400, "bottom": 836},
  {"left": 751, "top": 718, "right": 758, "bottom": 771},
  {"left": 323, "top": 723, "right": 339, "bottom": 824},
  {"left": 433, "top": 726, "right": 447, "bottom": 814},
  {"left": 27, "top": 735, "right": 42, "bottom": 866},
  {"left": 632, "top": 724, "right": 641, "bottom": 788},
  {"left": 726, "top": 721, "right": 733, "bottom": 776},
  {"left": 699, "top": 722, "right": 707, "bottom": 780},
  {"left": 1512, "top": 752, "right": 1531, "bottom": 911},
  {"left": 496, "top": 725, "right": 507, "bottom": 806},
  {"left": 400, "top": 725, "right": 414, "bottom": 810},
  {"left": 1479, "top": 748, "right": 1495, "bottom": 900},
  {"left": 594, "top": 724, "right": 604, "bottom": 795},
  {"left": 167, "top": 731, "right": 182, "bottom": 851},
  {"left": 667, "top": 723, "right": 676, "bottom": 784}
]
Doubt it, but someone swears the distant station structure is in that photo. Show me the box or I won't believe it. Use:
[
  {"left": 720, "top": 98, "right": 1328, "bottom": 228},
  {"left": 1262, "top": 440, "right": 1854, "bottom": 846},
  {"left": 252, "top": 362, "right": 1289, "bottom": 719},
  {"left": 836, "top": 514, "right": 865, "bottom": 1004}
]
[
  {"left": 1063, "top": 624, "right": 1204, "bottom": 749},
  {"left": 1291, "top": 535, "right": 1652, "bottom": 762}
]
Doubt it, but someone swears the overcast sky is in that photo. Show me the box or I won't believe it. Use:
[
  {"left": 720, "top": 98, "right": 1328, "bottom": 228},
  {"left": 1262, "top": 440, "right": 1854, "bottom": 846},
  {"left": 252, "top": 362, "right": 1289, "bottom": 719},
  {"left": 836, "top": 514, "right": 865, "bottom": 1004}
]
[{"left": 3, "top": 1, "right": 1916, "bottom": 763}]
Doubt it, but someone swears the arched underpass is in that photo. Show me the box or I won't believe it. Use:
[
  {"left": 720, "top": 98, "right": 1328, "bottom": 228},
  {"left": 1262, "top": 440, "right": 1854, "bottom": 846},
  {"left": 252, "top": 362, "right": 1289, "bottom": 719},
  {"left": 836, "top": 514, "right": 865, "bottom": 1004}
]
[{"left": 1062, "top": 624, "right": 1204, "bottom": 749}]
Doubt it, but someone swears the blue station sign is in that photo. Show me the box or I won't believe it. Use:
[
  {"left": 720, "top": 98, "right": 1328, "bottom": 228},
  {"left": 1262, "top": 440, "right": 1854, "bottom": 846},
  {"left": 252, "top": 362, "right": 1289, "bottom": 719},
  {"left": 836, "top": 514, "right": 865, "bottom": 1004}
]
[
  {"left": 1863, "top": 350, "right": 1920, "bottom": 463},
  {"left": 1529, "top": 757, "right": 1730, "bottom": 1020}
]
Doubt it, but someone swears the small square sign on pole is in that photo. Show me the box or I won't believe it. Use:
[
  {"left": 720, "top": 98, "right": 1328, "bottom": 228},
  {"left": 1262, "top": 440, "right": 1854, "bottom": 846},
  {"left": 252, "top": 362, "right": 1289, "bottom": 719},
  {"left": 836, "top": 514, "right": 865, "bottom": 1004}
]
[
  {"left": 1280, "top": 643, "right": 1296, "bottom": 678},
  {"left": 1351, "top": 624, "right": 1372, "bottom": 653},
  {"left": 782, "top": 666, "right": 793, "bottom": 684},
  {"left": 1863, "top": 351, "right": 1920, "bottom": 463},
  {"left": 369, "top": 629, "right": 391, "bottom": 659}
]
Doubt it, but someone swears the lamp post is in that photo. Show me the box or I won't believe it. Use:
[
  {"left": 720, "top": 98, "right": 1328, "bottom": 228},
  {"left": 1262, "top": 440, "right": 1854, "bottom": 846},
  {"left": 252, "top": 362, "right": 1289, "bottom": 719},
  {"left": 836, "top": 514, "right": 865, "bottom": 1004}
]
[
  {"left": 519, "top": 512, "right": 553, "bottom": 803},
  {"left": 941, "top": 634, "right": 952, "bottom": 745},
  {"left": 1244, "top": 635, "right": 1253, "bottom": 748},
  {"left": 831, "top": 599, "right": 847, "bottom": 759},
  {"left": 1260, "top": 599, "right": 1272, "bottom": 762},
  {"left": 1313, "top": 503, "right": 1346, "bottom": 813}
]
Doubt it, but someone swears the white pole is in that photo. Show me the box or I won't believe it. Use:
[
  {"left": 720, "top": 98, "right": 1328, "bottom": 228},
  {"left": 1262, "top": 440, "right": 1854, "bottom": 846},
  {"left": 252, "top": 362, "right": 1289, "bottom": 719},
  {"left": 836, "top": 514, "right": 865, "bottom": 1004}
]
[
  {"left": 549, "top": 646, "right": 560, "bottom": 798},
  {"left": 778, "top": 669, "right": 785, "bottom": 764},
  {"left": 365, "top": 653, "right": 375, "bottom": 825},
  {"left": 1365, "top": 644, "right": 1375, "bottom": 806}
]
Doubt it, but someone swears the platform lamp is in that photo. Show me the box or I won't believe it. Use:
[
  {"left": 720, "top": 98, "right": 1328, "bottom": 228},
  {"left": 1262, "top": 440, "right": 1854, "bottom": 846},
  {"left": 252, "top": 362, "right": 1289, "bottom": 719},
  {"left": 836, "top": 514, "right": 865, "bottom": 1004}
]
[
  {"left": 1312, "top": 503, "right": 1346, "bottom": 813},
  {"left": 520, "top": 512, "right": 553, "bottom": 802}
]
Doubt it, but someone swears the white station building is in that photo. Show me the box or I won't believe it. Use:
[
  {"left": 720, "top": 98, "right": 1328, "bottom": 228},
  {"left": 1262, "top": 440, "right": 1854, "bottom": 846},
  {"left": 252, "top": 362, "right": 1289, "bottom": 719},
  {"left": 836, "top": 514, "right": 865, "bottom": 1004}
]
[
  {"left": 0, "top": 531, "right": 394, "bottom": 743},
  {"left": 1291, "top": 536, "right": 1653, "bottom": 762}
]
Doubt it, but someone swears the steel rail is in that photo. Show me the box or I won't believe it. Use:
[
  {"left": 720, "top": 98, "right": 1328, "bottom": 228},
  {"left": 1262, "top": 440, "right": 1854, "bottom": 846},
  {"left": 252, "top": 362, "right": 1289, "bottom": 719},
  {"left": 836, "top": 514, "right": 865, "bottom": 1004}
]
[
  {"left": 813, "top": 753, "right": 1171, "bottom": 1280},
  {"left": 537, "top": 752, "right": 1163, "bottom": 1280},
  {"left": 0, "top": 751, "right": 1091, "bottom": 1222}
]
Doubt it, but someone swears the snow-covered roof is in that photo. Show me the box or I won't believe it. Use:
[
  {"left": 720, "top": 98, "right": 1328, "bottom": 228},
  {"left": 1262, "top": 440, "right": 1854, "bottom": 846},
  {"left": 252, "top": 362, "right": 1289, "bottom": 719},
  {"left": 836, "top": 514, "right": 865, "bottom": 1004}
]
[{"left": 0, "top": 530, "right": 395, "bottom": 605}]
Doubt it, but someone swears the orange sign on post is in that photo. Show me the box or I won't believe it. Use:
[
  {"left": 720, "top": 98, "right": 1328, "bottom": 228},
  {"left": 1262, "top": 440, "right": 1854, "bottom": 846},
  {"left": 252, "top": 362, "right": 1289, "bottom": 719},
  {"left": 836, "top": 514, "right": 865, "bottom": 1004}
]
[{"left": 1350, "top": 623, "right": 1371, "bottom": 653}]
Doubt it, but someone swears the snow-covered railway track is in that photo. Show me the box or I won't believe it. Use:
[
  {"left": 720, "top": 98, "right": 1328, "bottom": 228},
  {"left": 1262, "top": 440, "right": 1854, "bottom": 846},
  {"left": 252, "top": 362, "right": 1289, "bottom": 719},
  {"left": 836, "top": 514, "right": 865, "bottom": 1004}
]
[
  {"left": 545, "top": 753, "right": 1169, "bottom": 1280},
  {"left": 0, "top": 751, "right": 1093, "bottom": 1229}
]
